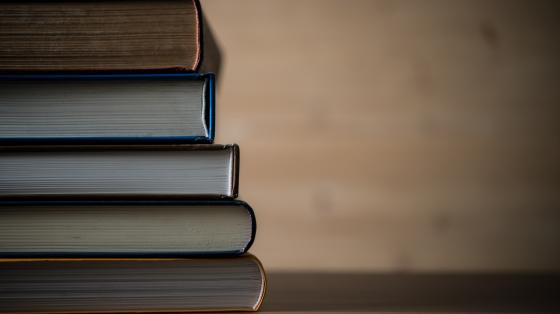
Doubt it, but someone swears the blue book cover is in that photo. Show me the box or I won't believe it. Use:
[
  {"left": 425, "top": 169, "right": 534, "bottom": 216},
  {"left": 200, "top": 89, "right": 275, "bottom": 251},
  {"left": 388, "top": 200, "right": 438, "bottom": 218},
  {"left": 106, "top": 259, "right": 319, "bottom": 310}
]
[{"left": 0, "top": 73, "right": 215, "bottom": 144}]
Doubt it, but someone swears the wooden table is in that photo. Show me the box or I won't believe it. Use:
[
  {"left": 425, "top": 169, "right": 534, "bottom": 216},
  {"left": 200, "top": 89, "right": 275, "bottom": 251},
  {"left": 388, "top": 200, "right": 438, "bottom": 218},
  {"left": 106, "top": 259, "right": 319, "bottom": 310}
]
[{"left": 260, "top": 272, "right": 560, "bottom": 313}]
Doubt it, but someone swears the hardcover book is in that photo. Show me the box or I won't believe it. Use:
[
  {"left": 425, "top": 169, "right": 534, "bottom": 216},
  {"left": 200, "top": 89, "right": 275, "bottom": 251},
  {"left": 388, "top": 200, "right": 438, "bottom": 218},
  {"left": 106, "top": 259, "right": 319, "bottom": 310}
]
[
  {"left": 0, "top": 144, "right": 239, "bottom": 199},
  {"left": 0, "top": 74, "right": 215, "bottom": 143},
  {"left": 0, "top": 200, "right": 255, "bottom": 256},
  {"left": 0, "top": 256, "right": 266, "bottom": 313},
  {"left": 0, "top": 0, "right": 220, "bottom": 73}
]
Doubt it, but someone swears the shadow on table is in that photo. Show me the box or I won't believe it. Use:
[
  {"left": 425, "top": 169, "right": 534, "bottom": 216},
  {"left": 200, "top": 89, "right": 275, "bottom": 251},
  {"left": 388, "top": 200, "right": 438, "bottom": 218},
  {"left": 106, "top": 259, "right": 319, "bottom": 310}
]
[{"left": 261, "top": 272, "right": 560, "bottom": 313}]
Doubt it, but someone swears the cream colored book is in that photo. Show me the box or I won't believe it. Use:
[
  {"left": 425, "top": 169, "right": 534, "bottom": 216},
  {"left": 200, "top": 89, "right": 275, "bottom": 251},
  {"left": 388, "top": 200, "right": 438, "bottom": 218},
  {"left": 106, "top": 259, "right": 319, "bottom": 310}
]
[{"left": 0, "top": 200, "right": 255, "bottom": 256}]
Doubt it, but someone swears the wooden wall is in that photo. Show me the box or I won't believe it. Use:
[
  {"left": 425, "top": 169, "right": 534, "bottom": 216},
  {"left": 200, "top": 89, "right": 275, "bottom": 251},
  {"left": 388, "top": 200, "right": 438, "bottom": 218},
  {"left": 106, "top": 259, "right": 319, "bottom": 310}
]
[{"left": 203, "top": 0, "right": 560, "bottom": 271}]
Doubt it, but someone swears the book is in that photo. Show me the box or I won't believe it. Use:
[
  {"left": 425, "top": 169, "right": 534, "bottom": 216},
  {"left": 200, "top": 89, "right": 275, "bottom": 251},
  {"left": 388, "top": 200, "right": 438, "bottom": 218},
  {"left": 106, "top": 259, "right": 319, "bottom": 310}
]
[
  {"left": 0, "top": 255, "right": 266, "bottom": 313},
  {"left": 0, "top": 144, "right": 239, "bottom": 199},
  {"left": 0, "top": 0, "right": 220, "bottom": 73},
  {"left": 0, "top": 200, "right": 255, "bottom": 257},
  {"left": 0, "top": 74, "right": 215, "bottom": 143}
]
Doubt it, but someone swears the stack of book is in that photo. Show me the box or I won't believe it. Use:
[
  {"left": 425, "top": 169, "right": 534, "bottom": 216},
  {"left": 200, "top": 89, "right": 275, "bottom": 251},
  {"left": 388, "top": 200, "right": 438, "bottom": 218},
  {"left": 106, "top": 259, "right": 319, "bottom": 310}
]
[{"left": 0, "top": 1, "right": 265, "bottom": 313}]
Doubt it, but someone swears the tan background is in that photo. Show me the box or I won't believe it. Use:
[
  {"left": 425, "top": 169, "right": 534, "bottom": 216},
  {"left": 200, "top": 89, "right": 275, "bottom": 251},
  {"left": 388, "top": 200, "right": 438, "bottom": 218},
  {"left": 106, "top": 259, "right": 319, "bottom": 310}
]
[{"left": 203, "top": 0, "right": 560, "bottom": 271}]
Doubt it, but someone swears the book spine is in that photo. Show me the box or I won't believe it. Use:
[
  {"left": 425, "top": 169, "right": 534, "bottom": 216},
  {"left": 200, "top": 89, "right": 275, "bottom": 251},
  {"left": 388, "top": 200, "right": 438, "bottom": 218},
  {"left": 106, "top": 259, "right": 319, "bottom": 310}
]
[
  {"left": 231, "top": 144, "right": 241, "bottom": 198},
  {"left": 207, "top": 73, "right": 216, "bottom": 142}
]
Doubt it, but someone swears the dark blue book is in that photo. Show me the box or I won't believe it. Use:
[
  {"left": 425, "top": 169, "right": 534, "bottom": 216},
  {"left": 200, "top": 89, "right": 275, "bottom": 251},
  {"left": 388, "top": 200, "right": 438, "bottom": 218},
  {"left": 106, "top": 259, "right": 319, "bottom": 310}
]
[
  {"left": 0, "top": 73, "right": 215, "bottom": 143},
  {"left": 0, "top": 200, "right": 255, "bottom": 257}
]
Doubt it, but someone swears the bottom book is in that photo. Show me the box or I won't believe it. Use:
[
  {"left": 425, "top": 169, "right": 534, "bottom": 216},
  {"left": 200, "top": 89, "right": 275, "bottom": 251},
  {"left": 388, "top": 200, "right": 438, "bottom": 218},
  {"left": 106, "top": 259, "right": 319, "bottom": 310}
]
[{"left": 0, "top": 255, "right": 266, "bottom": 313}]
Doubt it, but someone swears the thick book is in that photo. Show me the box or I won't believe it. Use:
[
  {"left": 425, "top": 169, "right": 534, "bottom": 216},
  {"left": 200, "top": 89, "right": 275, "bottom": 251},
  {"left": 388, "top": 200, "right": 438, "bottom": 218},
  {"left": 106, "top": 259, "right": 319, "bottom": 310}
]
[
  {"left": 0, "top": 0, "right": 220, "bottom": 73},
  {"left": 0, "top": 74, "right": 215, "bottom": 143},
  {"left": 0, "top": 256, "right": 266, "bottom": 313},
  {"left": 0, "top": 200, "right": 255, "bottom": 256},
  {"left": 0, "top": 144, "right": 239, "bottom": 199}
]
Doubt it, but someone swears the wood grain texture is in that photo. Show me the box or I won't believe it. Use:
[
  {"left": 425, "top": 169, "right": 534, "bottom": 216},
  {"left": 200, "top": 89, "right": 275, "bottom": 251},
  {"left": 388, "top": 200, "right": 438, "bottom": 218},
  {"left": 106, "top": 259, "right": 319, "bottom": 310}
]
[{"left": 203, "top": 0, "right": 560, "bottom": 271}]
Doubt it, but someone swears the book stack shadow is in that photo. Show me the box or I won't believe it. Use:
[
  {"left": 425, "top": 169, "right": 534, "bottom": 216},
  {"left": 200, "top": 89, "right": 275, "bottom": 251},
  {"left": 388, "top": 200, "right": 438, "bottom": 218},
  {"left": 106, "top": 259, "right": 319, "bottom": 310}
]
[{"left": 0, "top": 1, "right": 265, "bottom": 313}]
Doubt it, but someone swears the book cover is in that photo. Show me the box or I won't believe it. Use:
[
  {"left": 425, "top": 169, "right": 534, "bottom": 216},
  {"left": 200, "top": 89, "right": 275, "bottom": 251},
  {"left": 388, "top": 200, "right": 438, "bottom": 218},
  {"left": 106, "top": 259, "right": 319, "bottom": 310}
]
[
  {"left": 0, "top": 255, "right": 266, "bottom": 313},
  {"left": 0, "top": 73, "right": 215, "bottom": 143},
  {"left": 0, "top": 200, "right": 256, "bottom": 257},
  {"left": 0, "top": 0, "right": 221, "bottom": 74},
  {"left": 0, "top": 144, "right": 239, "bottom": 199}
]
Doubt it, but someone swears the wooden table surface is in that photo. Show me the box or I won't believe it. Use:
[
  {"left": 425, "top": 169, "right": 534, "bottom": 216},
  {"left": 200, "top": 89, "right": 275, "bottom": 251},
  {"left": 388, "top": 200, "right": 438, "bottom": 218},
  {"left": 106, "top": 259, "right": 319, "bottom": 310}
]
[{"left": 259, "top": 272, "right": 560, "bottom": 313}]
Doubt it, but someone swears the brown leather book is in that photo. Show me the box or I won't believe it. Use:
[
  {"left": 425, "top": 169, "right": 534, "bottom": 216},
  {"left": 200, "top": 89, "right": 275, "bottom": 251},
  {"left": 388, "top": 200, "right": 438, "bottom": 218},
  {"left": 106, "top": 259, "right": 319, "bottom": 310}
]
[
  {"left": 0, "top": 255, "right": 266, "bottom": 313},
  {"left": 0, "top": 0, "right": 221, "bottom": 73}
]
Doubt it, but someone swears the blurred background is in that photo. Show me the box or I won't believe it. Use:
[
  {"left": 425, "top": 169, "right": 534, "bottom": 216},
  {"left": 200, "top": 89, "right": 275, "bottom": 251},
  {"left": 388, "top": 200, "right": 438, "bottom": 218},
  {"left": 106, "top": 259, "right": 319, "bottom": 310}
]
[{"left": 204, "top": 0, "right": 560, "bottom": 272}]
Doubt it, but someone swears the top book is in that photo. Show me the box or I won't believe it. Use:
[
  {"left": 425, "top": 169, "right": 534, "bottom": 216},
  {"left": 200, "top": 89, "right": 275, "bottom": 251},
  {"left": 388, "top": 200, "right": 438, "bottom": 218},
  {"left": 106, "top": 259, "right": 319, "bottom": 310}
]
[{"left": 0, "top": 0, "right": 220, "bottom": 73}]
